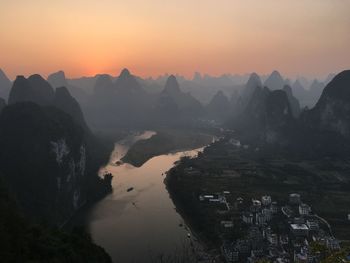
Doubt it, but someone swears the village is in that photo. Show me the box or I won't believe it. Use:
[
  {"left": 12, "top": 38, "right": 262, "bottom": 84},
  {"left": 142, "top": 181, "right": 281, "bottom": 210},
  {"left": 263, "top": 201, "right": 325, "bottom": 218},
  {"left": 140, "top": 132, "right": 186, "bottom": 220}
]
[{"left": 198, "top": 190, "right": 345, "bottom": 262}]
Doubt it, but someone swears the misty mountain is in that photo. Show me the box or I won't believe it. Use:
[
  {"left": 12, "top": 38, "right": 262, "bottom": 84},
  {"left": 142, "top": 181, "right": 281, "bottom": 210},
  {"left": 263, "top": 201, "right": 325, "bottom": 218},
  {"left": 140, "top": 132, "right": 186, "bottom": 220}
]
[
  {"left": 47, "top": 70, "right": 69, "bottom": 88},
  {"left": 305, "top": 79, "right": 325, "bottom": 107},
  {"left": 205, "top": 90, "right": 230, "bottom": 122},
  {"left": 93, "top": 74, "right": 114, "bottom": 96},
  {"left": 237, "top": 72, "right": 263, "bottom": 111},
  {"left": 159, "top": 75, "right": 203, "bottom": 116},
  {"left": 291, "top": 79, "right": 307, "bottom": 101},
  {"left": 264, "top": 70, "right": 285, "bottom": 90},
  {"left": 283, "top": 85, "right": 301, "bottom": 118},
  {"left": 9, "top": 75, "right": 55, "bottom": 106},
  {"left": 0, "top": 69, "right": 12, "bottom": 100},
  {"left": 86, "top": 69, "right": 153, "bottom": 129},
  {"left": 48, "top": 70, "right": 89, "bottom": 107},
  {"left": 230, "top": 86, "right": 295, "bottom": 145}
]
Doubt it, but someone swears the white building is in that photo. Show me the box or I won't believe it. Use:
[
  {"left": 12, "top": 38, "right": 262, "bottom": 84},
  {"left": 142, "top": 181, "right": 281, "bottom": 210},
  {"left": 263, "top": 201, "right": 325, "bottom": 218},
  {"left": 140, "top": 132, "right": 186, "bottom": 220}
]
[
  {"left": 299, "top": 203, "right": 311, "bottom": 216},
  {"left": 290, "top": 224, "right": 309, "bottom": 237},
  {"left": 268, "top": 233, "right": 278, "bottom": 246},
  {"left": 261, "top": 195, "right": 272, "bottom": 206},
  {"left": 243, "top": 213, "right": 254, "bottom": 224}
]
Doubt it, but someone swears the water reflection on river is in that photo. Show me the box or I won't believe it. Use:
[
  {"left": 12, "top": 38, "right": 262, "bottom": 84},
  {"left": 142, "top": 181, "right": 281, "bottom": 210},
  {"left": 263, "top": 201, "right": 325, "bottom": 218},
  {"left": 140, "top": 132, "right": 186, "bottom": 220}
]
[{"left": 81, "top": 131, "right": 203, "bottom": 263}]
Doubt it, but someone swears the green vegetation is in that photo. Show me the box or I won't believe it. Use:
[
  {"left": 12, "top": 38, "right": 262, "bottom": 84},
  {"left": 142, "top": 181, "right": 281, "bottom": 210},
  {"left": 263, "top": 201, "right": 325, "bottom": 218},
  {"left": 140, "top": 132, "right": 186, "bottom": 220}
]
[
  {"left": 166, "top": 137, "right": 350, "bottom": 246},
  {"left": 0, "top": 180, "right": 111, "bottom": 263},
  {"left": 122, "top": 130, "right": 213, "bottom": 167}
]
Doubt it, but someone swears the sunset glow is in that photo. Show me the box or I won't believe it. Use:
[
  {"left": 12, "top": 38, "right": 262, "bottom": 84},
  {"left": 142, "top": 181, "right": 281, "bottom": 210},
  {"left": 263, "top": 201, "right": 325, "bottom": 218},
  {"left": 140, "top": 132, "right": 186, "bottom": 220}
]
[{"left": 1, "top": 0, "right": 349, "bottom": 79}]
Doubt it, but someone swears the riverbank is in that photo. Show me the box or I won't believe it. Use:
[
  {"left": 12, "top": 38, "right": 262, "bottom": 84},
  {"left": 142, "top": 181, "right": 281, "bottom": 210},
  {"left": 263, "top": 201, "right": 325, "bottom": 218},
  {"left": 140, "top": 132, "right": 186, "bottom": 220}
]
[
  {"left": 165, "top": 135, "right": 350, "bottom": 261},
  {"left": 69, "top": 130, "right": 213, "bottom": 263},
  {"left": 121, "top": 129, "right": 213, "bottom": 167}
]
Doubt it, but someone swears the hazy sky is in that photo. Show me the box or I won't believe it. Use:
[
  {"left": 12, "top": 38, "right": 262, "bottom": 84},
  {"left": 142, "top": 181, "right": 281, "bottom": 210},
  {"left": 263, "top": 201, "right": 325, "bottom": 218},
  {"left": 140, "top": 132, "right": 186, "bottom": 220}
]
[{"left": 0, "top": 0, "right": 349, "bottom": 79}]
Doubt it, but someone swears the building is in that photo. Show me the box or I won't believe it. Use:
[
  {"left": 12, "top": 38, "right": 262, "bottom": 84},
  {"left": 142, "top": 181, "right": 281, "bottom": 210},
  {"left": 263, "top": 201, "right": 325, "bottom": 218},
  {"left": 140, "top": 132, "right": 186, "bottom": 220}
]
[
  {"left": 199, "top": 194, "right": 214, "bottom": 201},
  {"left": 251, "top": 199, "right": 261, "bottom": 212},
  {"left": 326, "top": 238, "right": 340, "bottom": 250},
  {"left": 222, "top": 243, "right": 239, "bottom": 262},
  {"left": 261, "top": 195, "right": 272, "bottom": 206},
  {"left": 256, "top": 213, "right": 267, "bottom": 226},
  {"left": 289, "top": 193, "right": 301, "bottom": 205},
  {"left": 299, "top": 203, "right": 311, "bottom": 216},
  {"left": 290, "top": 224, "right": 309, "bottom": 237},
  {"left": 221, "top": 220, "right": 234, "bottom": 229},
  {"left": 279, "top": 235, "right": 289, "bottom": 245},
  {"left": 235, "top": 239, "right": 250, "bottom": 254},
  {"left": 268, "top": 233, "right": 278, "bottom": 246},
  {"left": 306, "top": 220, "right": 319, "bottom": 231},
  {"left": 262, "top": 208, "right": 272, "bottom": 222},
  {"left": 243, "top": 212, "right": 254, "bottom": 224},
  {"left": 270, "top": 201, "right": 278, "bottom": 214}
]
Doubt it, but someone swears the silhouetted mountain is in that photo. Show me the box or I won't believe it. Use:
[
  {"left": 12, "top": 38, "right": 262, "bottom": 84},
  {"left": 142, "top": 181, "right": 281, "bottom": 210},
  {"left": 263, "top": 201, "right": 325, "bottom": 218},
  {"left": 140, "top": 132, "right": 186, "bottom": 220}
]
[
  {"left": 0, "top": 179, "right": 111, "bottom": 262},
  {"left": 0, "top": 69, "right": 11, "bottom": 99},
  {"left": 283, "top": 85, "right": 301, "bottom": 118},
  {"left": 93, "top": 74, "right": 114, "bottom": 96},
  {"left": 302, "top": 70, "right": 350, "bottom": 139},
  {"left": 163, "top": 75, "right": 182, "bottom": 95},
  {"left": 242, "top": 73, "right": 262, "bottom": 100},
  {"left": 291, "top": 79, "right": 307, "bottom": 102},
  {"left": 53, "top": 86, "right": 89, "bottom": 131},
  {"left": 47, "top": 70, "right": 69, "bottom": 88},
  {"left": 231, "top": 86, "right": 294, "bottom": 145},
  {"left": 48, "top": 70, "right": 89, "bottom": 107},
  {"left": 264, "top": 70, "right": 285, "bottom": 90},
  {"left": 206, "top": 90, "right": 230, "bottom": 121},
  {"left": 0, "top": 102, "right": 112, "bottom": 225},
  {"left": 305, "top": 79, "right": 325, "bottom": 107},
  {"left": 86, "top": 68, "right": 153, "bottom": 128},
  {"left": 9, "top": 75, "right": 54, "bottom": 105},
  {"left": 0, "top": 97, "right": 6, "bottom": 113},
  {"left": 236, "top": 73, "right": 263, "bottom": 113},
  {"left": 160, "top": 75, "right": 203, "bottom": 116},
  {"left": 115, "top": 68, "right": 144, "bottom": 94}
]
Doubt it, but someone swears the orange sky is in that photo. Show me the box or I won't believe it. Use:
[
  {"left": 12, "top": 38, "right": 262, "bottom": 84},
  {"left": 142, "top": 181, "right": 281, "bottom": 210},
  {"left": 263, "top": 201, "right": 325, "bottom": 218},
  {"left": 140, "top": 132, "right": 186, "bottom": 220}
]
[{"left": 0, "top": 0, "right": 349, "bottom": 80}]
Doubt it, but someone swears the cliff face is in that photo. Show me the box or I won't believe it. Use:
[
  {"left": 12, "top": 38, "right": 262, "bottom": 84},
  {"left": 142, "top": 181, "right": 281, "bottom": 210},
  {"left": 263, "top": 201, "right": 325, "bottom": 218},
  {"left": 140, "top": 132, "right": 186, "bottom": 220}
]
[
  {"left": 230, "top": 70, "right": 350, "bottom": 156},
  {"left": 283, "top": 85, "right": 301, "bottom": 118},
  {"left": 301, "top": 71, "right": 350, "bottom": 137},
  {"left": 231, "top": 87, "right": 294, "bottom": 146},
  {"left": 0, "top": 103, "right": 86, "bottom": 223},
  {"left": 0, "top": 76, "right": 113, "bottom": 225}
]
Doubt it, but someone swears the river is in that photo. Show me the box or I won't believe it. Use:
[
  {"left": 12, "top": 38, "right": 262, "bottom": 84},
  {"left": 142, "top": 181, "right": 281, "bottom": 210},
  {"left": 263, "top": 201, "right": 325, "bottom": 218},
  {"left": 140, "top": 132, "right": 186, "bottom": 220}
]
[{"left": 75, "top": 131, "right": 204, "bottom": 263}]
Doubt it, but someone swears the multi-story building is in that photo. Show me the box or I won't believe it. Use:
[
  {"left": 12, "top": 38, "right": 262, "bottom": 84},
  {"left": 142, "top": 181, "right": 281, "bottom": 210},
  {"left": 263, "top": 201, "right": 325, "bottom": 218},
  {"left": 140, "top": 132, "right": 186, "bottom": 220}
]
[
  {"left": 289, "top": 193, "right": 301, "bottom": 205},
  {"left": 270, "top": 201, "right": 278, "bottom": 214},
  {"left": 290, "top": 224, "right": 309, "bottom": 237},
  {"left": 261, "top": 195, "right": 272, "bottom": 206},
  {"left": 306, "top": 220, "right": 319, "bottom": 231},
  {"left": 299, "top": 203, "right": 311, "bottom": 216},
  {"left": 243, "top": 212, "right": 254, "bottom": 224}
]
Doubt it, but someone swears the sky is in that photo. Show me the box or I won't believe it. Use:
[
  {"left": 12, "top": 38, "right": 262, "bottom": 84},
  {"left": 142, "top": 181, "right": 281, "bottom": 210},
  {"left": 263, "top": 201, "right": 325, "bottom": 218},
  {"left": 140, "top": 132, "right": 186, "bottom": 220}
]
[{"left": 0, "top": 0, "right": 349, "bottom": 80}]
